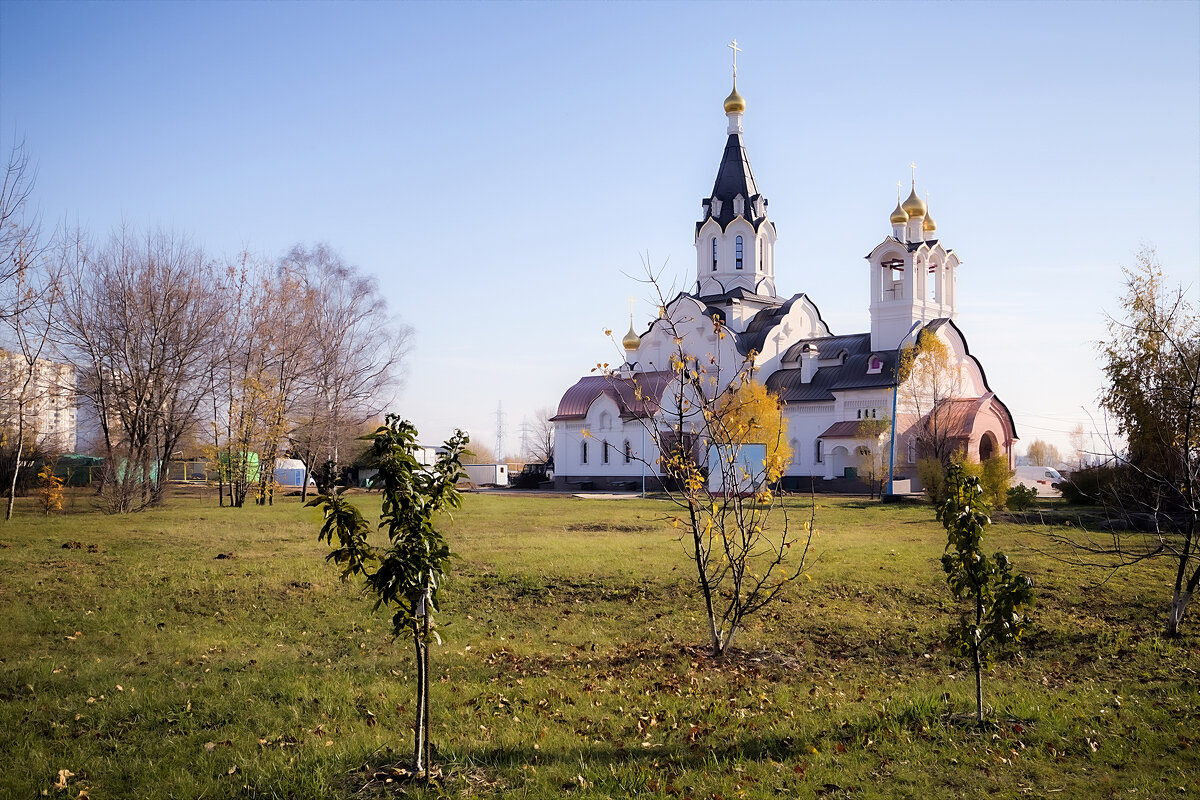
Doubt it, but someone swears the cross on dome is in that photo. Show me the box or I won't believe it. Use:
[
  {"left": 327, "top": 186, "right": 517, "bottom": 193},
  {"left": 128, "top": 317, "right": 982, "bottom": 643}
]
[
  {"left": 901, "top": 161, "right": 926, "bottom": 218},
  {"left": 723, "top": 40, "right": 746, "bottom": 115}
]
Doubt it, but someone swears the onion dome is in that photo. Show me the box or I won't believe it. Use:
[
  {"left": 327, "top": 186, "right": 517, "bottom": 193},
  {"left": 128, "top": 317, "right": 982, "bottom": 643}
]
[
  {"left": 622, "top": 321, "right": 640, "bottom": 351},
  {"left": 724, "top": 82, "right": 746, "bottom": 114},
  {"left": 890, "top": 197, "right": 908, "bottom": 225},
  {"left": 901, "top": 184, "right": 926, "bottom": 218},
  {"left": 922, "top": 208, "right": 937, "bottom": 233}
]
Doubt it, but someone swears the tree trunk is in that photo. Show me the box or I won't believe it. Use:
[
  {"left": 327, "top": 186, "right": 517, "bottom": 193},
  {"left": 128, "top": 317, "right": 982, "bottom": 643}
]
[
  {"left": 412, "top": 619, "right": 426, "bottom": 776},
  {"left": 974, "top": 644, "right": 984, "bottom": 725},
  {"left": 686, "top": 500, "right": 722, "bottom": 656},
  {"left": 422, "top": 598, "right": 432, "bottom": 783},
  {"left": 5, "top": 431, "right": 20, "bottom": 521},
  {"left": 1167, "top": 590, "right": 1191, "bottom": 637},
  {"left": 974, "top": 594, "right": 985, "bottom": 725}
]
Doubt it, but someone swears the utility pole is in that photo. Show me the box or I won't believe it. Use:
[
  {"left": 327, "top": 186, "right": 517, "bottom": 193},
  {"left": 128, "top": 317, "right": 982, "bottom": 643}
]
[
  {"left": 518, "top": 416, "right": 532, "bottom": 460},
  {"left": 495, "top": 402, "right": 506, "bottom": 463}
]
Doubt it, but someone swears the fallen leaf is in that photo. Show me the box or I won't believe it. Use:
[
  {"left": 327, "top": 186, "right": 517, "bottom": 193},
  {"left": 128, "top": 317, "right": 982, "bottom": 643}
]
[{"left": 54, "top": 769, "right": 74, "bottom": 789}]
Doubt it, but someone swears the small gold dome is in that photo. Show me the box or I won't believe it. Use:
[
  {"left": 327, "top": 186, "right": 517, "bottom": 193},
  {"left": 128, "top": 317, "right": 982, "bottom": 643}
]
[
  {"left": 901, "top": 185, "right": 926, "bottom": 218},
  {"left": 890, "top": 200, "right": 908, "bottom": 225},
  {"left": 622, "top": 322, "right": 640, "bottom": 351},
  {"left": 724, "top": 83, "right": 746, "bottom": 114},
  {"left": 922, "top": 209, "right": 937, "bottom": 233}
]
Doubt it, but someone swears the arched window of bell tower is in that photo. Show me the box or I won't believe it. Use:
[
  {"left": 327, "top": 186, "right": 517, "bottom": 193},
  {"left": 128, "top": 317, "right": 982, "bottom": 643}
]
[
  {"left": 735, "top": 236, "right": 744, "bottom": 270},
  {"left": 929, "top": 263, "right": 938, "bottom": 301},
  {"left": 881, "top": 258, "right": 904, "bottom": 301},
  {"left": 712, "top": 238, "right": 718, "bottom": 271}
]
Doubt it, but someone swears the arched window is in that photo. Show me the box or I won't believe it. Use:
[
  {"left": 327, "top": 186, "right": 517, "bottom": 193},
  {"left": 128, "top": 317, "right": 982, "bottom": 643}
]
[
  {"left": 712, "top": 238, "right": 718, "bottom": 271},
  {"left": 815, "top": 440, "right": 824, "bottom": 463},
  {"left": 758, "top": 242, "right": 763, "bottom": 272},
  {"left": 735, "top": 236, "right": 743, "bottom": 270},
  {"left": 602, "top": 440, "right": 610, "bottom": 464},
  {"left": 624, "top": 441, "right": 632, "bottom": 463},
  {"left": 581, "top": 440, "right": 588, "bottom": 464}
]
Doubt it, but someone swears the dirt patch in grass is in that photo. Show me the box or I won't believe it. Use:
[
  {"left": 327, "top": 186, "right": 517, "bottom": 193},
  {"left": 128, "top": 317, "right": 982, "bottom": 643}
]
[
  {"left": 565, "top": 522, "right": 658, "bottom": 533},
  {"left": 345, "top": 758, "right": 506, "bottom": 797}
]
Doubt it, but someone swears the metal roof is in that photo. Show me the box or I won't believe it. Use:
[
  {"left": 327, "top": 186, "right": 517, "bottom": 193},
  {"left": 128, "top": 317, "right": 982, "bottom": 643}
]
[
  {"left": 697, "top": 132, "right": 771, "bottom": 234},
  {"left": 551, "top": 370, "right": 677, "bottom": 422},
  {"left": 817, "top": 421, "right": 868, "bottom": 438}
]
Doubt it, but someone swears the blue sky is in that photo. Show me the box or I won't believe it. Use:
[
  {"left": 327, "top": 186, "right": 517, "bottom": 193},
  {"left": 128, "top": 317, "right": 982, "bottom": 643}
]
[{"left": 2, "top": 0, "right": 1197, "bottom": 459}]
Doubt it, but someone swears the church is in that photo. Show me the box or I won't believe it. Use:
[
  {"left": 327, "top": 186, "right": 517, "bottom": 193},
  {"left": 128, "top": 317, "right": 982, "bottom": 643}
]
[{"left": 551, "top": 70, "right": 1017, "bottom": 493}]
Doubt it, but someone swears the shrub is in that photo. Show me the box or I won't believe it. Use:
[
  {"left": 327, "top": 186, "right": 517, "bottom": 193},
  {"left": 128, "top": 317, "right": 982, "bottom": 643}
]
[
  {"left": 1006, "top": 484, "right": 1039, "bottom": 510},
  {"left": 918, "top": 458, "right": 948, "bottom": 505},
  {"left": 1058, "top": 465, "right": 1125, "bottom": 505},
  {"left": 980, "top": 454, "right": 1013, "bottom": 510}
]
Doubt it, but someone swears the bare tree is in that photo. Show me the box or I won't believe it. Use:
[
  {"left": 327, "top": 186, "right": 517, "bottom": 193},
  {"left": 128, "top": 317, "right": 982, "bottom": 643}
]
[
  {"left": 1, "top": 249, "right": 64, "bottom": 520},
  {"left": 206, "top": 254, "right": 270, "bottom": 507},
  {"left": 254, "top": 262, "right": 315, "bottom": 505},
  {"left": 0, "top": 141, "right": 68, "bottom": 520},
  {"left": 0, "top": 140, "right": 39, "bottom": 321},
  {"left": 57, "top": 227, "right": 224, "bottom": 512},
  {"left": 525, "top": 407, "right": 555, "bottom": 465},
  {"left": 284, "top": 244, "right": 410, "bottom": 497},
  {"left": 1067, "top": 424, "right": 1088, "bottom": 469},
  {"left": 206, "top": 254, "right": 315, "bottom": 507}
]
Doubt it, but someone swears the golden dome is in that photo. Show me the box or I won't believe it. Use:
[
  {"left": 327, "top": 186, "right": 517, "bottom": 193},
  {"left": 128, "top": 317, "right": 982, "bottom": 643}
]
[
  {"left": 901, "top": 184, "right": 926, "bottom": 218},
  {"left": 724, "top": 82, "right": 746, "bottom": 114},
  {"left": 622, "top": 321, "right": 640, "bottom": 351},
  {"left": 890, "top": 200, "right": 908, "bottom": 225},
  {"left": 922, "top": 209, "right": 937, "bottom": 233}
]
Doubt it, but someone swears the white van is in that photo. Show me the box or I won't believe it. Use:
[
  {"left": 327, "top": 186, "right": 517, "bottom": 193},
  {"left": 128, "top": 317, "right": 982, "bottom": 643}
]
[{"left": 1013, "top": 466, "right": 1066, "bottom": 497}]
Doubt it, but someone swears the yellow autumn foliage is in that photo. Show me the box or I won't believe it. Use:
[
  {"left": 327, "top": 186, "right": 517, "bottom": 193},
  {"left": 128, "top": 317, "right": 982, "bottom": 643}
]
[
  {"left": 715, "top": 379, "right": 792, "bottom": 482},
  {"left": 38, "top": 465, "right": 64, "bottom": 515}
]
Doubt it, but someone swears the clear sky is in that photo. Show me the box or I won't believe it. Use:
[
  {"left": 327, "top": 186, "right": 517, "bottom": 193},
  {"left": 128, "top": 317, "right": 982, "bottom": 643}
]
[{"left": 2, "top": 0, "right": 1197, "bottom": 460}]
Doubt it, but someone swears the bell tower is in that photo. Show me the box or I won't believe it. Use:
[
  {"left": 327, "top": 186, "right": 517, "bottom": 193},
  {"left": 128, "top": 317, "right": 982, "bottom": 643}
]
[
  {"left": 694, "top": 42, "right": 777, "bottom": 301},
  {"left": 867, "top": 167, "right": 960, "bottom": 351}
]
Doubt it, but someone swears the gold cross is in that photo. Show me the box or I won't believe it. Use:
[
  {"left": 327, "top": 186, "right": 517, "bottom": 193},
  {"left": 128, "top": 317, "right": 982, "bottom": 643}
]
[
  {"left": 910, "top": 161, "right": 917, "bottom": 184},
  {"left": 729, "top": 39, "right": 742, "bottom": 78},
  {"left": 897, "top": 179, "right": 903, "bottom": 199}
]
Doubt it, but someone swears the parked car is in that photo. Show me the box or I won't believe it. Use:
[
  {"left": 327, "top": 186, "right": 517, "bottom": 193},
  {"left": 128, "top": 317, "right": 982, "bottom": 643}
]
[{"left": 512, "top": 459, "right": 553, "bottom": 489}]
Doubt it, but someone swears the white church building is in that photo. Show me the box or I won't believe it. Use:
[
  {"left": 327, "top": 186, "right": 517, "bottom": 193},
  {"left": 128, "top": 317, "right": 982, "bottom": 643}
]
[{"left": 551, "top": 76, "right": 1017, "bottom": 492}]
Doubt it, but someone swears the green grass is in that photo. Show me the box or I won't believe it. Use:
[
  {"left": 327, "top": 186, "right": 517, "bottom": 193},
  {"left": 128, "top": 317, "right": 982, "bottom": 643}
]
[{"left": 1, "top": 490, "right": 1198, "bottom": 799}]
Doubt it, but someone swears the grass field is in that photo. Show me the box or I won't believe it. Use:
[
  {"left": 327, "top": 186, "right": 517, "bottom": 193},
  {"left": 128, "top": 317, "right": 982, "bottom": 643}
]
[{"left": 1, "top": 489, "right": 1198, "bottom": 799}]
